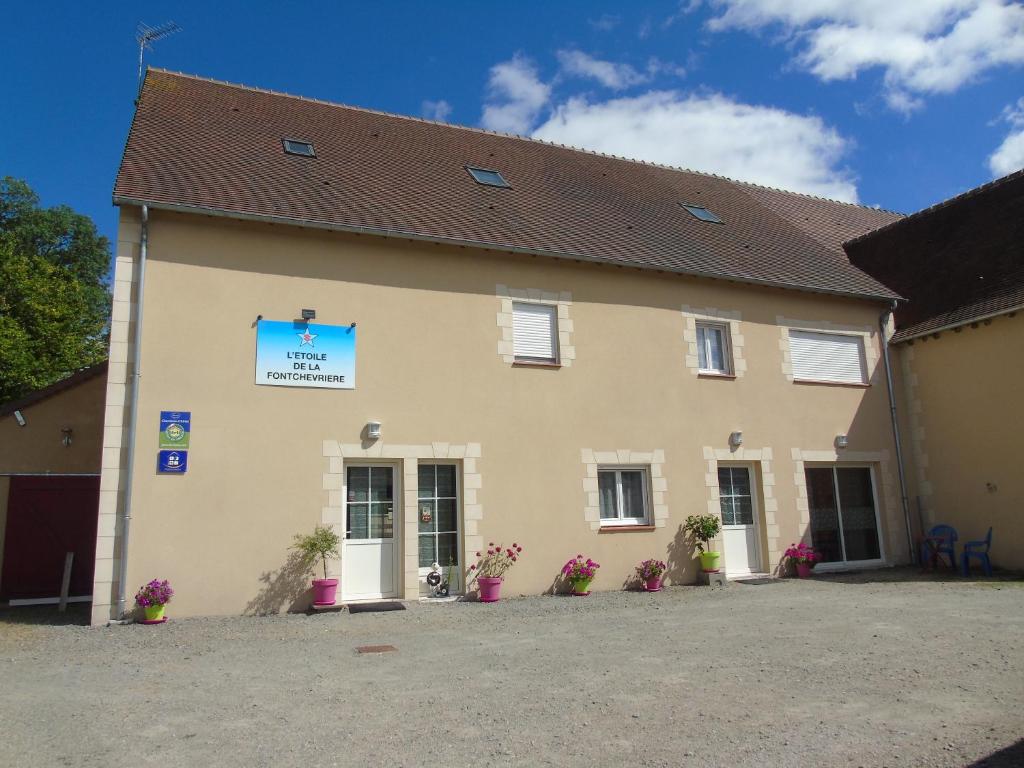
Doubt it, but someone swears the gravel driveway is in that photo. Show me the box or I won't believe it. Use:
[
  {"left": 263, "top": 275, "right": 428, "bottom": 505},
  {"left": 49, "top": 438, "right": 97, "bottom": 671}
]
[{"left": 2, "top": 569, "right": 1022, "bottom": 768}]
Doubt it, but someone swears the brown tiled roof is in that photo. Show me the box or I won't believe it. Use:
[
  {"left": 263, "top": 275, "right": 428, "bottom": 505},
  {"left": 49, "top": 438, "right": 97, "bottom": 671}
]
[
  {"left": 113, "top": 69, "right": 901, "bottom": 300},
  {"left": 845, "top": 169, "right": 1024, "bottom": 341}
]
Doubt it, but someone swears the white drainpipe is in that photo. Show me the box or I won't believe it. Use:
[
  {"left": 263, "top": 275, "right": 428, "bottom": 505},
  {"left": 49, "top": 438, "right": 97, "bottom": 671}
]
[
  {"left": 879, "top": 300, "right": 916, "bottom": 563},
  {"left": 116, "top": 204, "right": 148, "bottom": 618}
]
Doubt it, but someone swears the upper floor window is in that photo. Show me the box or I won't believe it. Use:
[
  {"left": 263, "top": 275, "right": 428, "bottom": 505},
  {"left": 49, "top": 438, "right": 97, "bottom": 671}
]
[
  {"left": 512, "top": 302, "right": 559, "bottom": 364},
  {"left": 697, "top": 321, "right": 733, "bottom": 375},
  {"left": 788, "top": 330, "right": 867, "bottom": 385}
]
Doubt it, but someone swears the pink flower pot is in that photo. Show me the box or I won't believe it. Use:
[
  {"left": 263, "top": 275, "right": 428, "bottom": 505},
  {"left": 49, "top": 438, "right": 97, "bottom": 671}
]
[
  {"left": 312, "top": 578, "right": 339, "bottom": 605},
  {"left": 477, "top": 576, "right": 503, "bottom": 602},
  {"left": 644, "top": 576, "right": 663, "bottom": 592},
  {"left": 796, "top": 563, "right": 813, "bottom": 579}
]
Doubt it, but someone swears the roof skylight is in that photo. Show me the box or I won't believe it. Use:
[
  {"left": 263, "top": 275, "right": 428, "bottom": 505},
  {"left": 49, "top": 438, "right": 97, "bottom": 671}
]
[
  {"left": 466, "top": 166, "right": 510, "bottom": 188},
  {"left": 681, "top": 203, "right": 723, "bottom": 224},
  {"left": 283, "top": 139, "right": 315, "bottom": 157}
]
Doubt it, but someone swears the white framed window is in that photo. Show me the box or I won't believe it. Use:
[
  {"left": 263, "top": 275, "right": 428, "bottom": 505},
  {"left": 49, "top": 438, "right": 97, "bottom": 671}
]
[
  {"left": 788, "top": 330, "right": 867, "bottom": 385},
  {"left": 597, "top": 466, "right": 651, "bottom": 525},
  {"left": 696, "top": 321, "right": 732, "bottom": 375},
  {"left": 512, "top": 302, "right": 559, "bottom": 363},
  {"left": 417, "top": 463, "right": 459, "bottom": 574}
]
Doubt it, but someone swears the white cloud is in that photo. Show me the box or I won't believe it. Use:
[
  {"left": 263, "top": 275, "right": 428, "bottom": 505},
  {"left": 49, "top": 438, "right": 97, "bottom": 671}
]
[
  {"left": 588, "top": 14, "right": 621, "bottom": 31},
  {"left": 532, "top": 91, "right": 859, "bottom": 201},
  {"left": 706, "top": 1, "right": 1024, "bottom": 111},
  {"left": 988, "top": 97, "right": 1024, "bottom": 176},
  {"left": 480, "top": 55, "right": 551, "bottom": 134},
  {"left": 421, "top": 99, "right": 452, "bottom": 122},
  {"left": 556, "top": 50, "right": 650, "bottom": 90}
]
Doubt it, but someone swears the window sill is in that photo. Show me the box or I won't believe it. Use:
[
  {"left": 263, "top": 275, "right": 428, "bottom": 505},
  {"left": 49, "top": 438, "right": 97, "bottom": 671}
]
[
  {"left": 698, "top": 372, "right": 736, "bottom": 380},
  {"left": 793, "top": 379, "right": 870, "bottom": 389},
  {"left": 513, "top": 360, "right": 562, "bottom": 369},
  {"left": 599, "top": 524, "right": 656, "bottom": 534}
]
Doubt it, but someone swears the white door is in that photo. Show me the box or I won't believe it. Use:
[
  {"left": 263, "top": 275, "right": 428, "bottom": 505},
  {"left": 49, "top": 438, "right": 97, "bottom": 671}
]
[
  {"left": 342, "top": 464, "right": 399, "bottom": 600},
  {"left": 718, "top": 465, "right": 762, "bottom": 576}
]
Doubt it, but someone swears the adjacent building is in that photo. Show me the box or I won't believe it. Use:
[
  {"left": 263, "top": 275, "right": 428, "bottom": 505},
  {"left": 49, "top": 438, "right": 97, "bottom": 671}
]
[{"left": 847, "top": 169, "right": 1024, "bottom": 570}]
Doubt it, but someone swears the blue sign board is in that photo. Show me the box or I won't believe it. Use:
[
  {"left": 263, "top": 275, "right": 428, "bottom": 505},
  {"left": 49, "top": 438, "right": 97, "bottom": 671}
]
[
  {"left": 159, "top": 411, "right": 191, "bottom": 450},
  {"left": 255, "top": 319, "right": 356, "bottom": 389},
  {"left": 157, "top": 450, "right": 188, "bottom": 474}
]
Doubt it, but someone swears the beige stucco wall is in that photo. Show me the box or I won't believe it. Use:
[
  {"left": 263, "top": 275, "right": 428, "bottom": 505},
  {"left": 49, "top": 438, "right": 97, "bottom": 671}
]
[
  {"left": 92, "top": 207, "right": 909, "bottom": 622},
  {"left": 897, "top": 315, "right": 1024, "bottom": 569}
]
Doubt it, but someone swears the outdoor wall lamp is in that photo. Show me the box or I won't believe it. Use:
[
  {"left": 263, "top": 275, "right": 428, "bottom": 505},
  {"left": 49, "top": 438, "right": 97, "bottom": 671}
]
[
  {"left": 835, "top": 434, "right": 849, "bottom": 449},
  {"left": 61, "top": 426, "right": 73, "bottom": 447},
  {"left": 301, "top": 308, "right": 316, "bottom": 321},
  {"left": 729, "top": 430, "right": 743, "bottom": 448},
  {"left": 366, "top": 421, "right": 382, "bottom": 440}
]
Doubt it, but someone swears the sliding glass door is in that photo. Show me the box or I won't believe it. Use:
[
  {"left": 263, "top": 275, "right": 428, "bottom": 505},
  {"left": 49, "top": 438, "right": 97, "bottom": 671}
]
[{"left": 805, "top": 466, "right": 882, "bottom": 564}]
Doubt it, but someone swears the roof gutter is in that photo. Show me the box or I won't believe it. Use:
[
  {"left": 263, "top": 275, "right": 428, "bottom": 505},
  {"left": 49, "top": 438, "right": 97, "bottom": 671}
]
[
  {"left": 112, "top": 195, "right": 901, "bottom": 304},
  {"left": 879, "top": 300, "right": 916, "bottom": 565},
  {"left": 891, "top": 302, "right": 1024, "bottom": 344}
]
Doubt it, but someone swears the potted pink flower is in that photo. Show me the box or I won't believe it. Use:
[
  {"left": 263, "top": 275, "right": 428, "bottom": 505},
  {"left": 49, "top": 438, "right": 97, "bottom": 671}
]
[
  {"left": 785, "top": 542, "right": 821, "bottom": 578},
  {"left": 562, "top": 554, "right": 600, "bottom": 596},
  {"left": 469, "top": 542, "right": 523, "bottom": 602},
  {"left": 636, "top": 558, "right": 667, "bottom": 592},
  {"left": 135, "top": 579, "right": 173, "bottom": 623}
]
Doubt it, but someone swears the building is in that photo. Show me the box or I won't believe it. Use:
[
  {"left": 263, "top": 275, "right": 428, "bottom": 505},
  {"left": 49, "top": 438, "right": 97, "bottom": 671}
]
[
  {"left": 0, "top": 363, "right": 107, "bottom": 605},
  {"left": 84, "top": 68, "right": 917, "bottom": 624},
  {"left": 846, "top": 170, "right": 1024, "bottom": 570}
]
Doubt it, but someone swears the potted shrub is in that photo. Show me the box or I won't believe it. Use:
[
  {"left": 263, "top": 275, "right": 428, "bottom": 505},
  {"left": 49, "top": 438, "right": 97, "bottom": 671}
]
[
  {"left": 562, "top": 554, "right": 600, "bottom": 596},
  {"left": 135, "top": 579, "right": 173, "bottom": 623},
  {"left": 292, "top": 525, "right": 341, "bottom": 606},
  {"left": 469, "top": 542, "right": 523, "bottom": 602},
  {"left": 684, "top": 514, "right": 723, "bottom": 573},
  {"left": 636, "top": 558, "right": 667, "bottom": 592},
  {"left": 785, "top": 542, "right": 821, "bottom": 578}
]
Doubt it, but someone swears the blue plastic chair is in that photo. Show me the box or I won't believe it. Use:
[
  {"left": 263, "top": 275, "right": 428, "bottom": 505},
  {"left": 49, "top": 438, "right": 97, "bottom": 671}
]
[
  {"left": 961, "top": 527, "right": 994, "bottom": 577},
  {"left": 921, "top": 524, "right": 958, "bottom": 570}
]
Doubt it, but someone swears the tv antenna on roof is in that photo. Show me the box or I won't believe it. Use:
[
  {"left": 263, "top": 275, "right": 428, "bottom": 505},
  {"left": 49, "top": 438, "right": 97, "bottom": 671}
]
[{"left": 136, "top": 21, "right": 181, "bottom": 88}]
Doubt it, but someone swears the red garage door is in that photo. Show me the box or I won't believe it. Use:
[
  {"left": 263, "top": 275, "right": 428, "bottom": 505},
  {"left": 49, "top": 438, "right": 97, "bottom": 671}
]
[{"left": 1, "top": 476, "right": 100, "bottom": 601}]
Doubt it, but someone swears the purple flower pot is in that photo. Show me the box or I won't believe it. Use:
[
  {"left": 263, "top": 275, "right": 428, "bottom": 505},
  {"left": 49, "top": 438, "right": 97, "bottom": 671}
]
[
  {"left": 796, "top": 563, "right": 813, "bottom": 579},
  {"left": 644, "top": 576, "right": 663, "bottom": 592}
]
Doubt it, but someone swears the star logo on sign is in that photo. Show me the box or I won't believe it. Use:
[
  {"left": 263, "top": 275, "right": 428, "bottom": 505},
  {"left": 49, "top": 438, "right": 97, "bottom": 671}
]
[{"left": 297, "top": 327, "right": 318, "bottom": 347}]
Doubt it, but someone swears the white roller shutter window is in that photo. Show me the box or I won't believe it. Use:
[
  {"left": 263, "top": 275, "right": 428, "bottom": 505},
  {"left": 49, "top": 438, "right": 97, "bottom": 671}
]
[
  {"left": 512, "top": 302, "right": 558, "bottom": 361},
  {"left": 788, "top": 330, "right": 867, "bottom": 384}
]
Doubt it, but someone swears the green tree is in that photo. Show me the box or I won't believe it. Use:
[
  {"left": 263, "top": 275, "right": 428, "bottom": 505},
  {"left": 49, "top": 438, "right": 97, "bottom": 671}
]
[{"left": 0, "top": 178, "right": 110, "bottom": 402}]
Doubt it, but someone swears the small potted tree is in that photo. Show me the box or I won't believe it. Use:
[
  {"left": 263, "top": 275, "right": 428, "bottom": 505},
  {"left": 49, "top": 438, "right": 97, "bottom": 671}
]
[
  {"left": 292, "top": 525, "right": 341, "bottom": 606},
  {"left": 684, "top": 514, "right": 723, "bottom": 573}
]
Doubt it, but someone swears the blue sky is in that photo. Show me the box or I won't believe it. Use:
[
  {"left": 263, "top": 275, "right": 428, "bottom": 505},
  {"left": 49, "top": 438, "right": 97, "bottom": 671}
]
[{"left": 3, "top": 1, "right": 1023, "bottom": 254}]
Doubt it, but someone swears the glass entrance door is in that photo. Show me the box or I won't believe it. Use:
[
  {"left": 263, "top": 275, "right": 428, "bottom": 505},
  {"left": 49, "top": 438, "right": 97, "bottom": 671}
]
[
  {"left": 342, "top": 464, "right": 398, "bottom": 600},
  {"left": 805, "top": 466, "right": 882, "bottom": 564}
]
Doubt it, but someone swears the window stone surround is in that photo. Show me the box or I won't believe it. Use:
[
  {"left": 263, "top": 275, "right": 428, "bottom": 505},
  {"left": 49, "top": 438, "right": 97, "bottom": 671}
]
[
  {"left": 681, "top": 306, "right": 746, "bottom": 376},
  {"left": 702, "top": 446, "right": 778, "bottom": 572},
  {"left": 580, "top": 449, "right": 668, "bottom": 530},
  {"left": 322, "top": 440, "right": 483, "bottom": 599},
  {"left": 496, "top": 284, "right": 575, "bottom": 366},
  {"left": 777, "top": 316, "right": 879, "bottom": 382}
]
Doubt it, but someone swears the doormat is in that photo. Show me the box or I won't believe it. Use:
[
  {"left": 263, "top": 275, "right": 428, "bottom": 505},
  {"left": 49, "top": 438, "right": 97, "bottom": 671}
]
[
  {"left": 347, "top": 601, "right": 407, "bottom": 614},
  {"left": 735, "top": 577, "right": 780, "bottom": 586}
]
